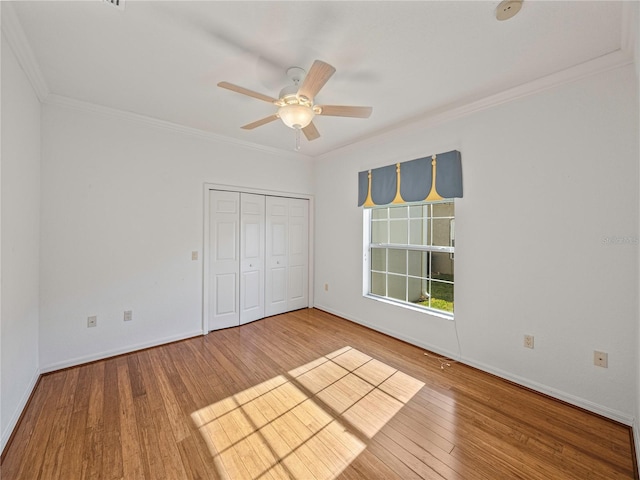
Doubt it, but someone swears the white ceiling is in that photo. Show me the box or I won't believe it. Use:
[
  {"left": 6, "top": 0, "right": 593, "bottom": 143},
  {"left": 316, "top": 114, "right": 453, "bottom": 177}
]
[{"left": 8, "top": 1, "right": 628, "bottom": 157}]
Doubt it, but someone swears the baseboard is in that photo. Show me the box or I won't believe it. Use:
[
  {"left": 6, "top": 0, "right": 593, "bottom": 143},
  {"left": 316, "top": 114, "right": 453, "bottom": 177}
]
[
  {"left": 315, "top": 304, "right": 462, "bottom": 363},
  {"left": 39, "top": 329, "right": 204, "bottom": 374},
  {"left": 314, "top": 304, "right": 635, "bottom": 426},
  {"left": 1, "top": 367, "right": 41, "bottom": 456}
]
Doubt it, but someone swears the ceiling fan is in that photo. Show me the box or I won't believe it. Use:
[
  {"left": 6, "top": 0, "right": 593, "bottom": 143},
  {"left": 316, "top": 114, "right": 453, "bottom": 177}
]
[{"left": 218, "top": 60, "right": 372, "bottom": 144}]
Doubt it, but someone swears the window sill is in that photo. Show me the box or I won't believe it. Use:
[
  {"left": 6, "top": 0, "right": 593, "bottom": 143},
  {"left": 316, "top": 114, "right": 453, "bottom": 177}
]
[{"left": 364, "top": 294, "right": 454, "bottom": 321}]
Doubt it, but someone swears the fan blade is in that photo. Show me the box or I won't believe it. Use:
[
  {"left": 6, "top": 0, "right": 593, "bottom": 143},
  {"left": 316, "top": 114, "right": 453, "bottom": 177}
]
[
  {"left": 297, "top": 60, "right": 336, "bottom": 101},
  {"left": 317, "top": 105, "right": 373, "bottom": 118},
  {"left": 302, "top": 122, "right": 320, "bottom": 141},
  {"left": 218, "top": 82, "right": 278, "bottom": 103},
  {"left": 241, "top": 114, "right": 280, "bottom": 130}
]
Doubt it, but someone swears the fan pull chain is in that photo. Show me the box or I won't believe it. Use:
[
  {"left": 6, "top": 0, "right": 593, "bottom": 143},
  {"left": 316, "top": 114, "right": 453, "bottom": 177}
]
[{"left": 295, "top": 128, "right": 301, "bottom": 151}]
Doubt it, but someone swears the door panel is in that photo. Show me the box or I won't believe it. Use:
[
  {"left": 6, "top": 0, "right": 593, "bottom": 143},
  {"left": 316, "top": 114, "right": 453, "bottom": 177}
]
[
  {"left": 288, "top": 198, "right": 309, "bottom": 311},
  {"left": 288, "top": 265, "right": 304, "bottom": 301},
  {"left": 209, "top": 191, "right": 240, "bottom": 330},
  {"left": 242, "top": 270, "right": 261, "bottom": 309},
  {"left": 240, "top": 193, "right": 265, "bottom": 324},
  {"left": 215, "top": 273, "right": 237, "bottom": 315},
  {"left": 244, "top": 223, "right": 260, "bottom": 259},
  {"left": 216, "top": 222, "right": 237, "bottom": 260},
  {"left": 265, "top": 196, "right": 289, "bottom": 316},
  {"left": 289, "top": 223, "right": 303, "bottom": 256},
  {"left": 271, "top": 223, "right": 287, "bottom": 256},
  {"left": 270, "top": 268, "right": 287, "bottom": 303}
]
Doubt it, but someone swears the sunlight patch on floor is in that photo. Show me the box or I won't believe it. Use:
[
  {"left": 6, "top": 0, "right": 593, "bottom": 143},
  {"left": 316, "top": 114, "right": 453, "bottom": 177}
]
[{"left": 192, "top": 346, "right": 425, "bottom": 480}]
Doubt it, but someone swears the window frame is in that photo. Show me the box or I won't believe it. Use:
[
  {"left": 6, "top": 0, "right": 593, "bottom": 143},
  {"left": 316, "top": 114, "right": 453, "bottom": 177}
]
[{"left": 362, "top": 200, "right": 455, "bottom": 320}]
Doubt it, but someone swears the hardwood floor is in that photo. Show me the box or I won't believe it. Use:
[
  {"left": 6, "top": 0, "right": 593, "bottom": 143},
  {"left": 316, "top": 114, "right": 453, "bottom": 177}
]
[{"left": 1, "top": 308, "right": 636, "bottom": 479}]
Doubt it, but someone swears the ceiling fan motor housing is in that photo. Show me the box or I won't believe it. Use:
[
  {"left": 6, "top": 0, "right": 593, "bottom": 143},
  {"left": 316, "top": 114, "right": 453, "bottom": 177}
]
[{"left": 278, "top": 84, "right": 301, "bottom": 104}]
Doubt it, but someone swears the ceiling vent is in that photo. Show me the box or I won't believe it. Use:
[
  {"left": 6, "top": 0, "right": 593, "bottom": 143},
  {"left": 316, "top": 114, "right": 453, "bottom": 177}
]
[{"left": 103, "top": 0, "right": 125, "bottom": 11}]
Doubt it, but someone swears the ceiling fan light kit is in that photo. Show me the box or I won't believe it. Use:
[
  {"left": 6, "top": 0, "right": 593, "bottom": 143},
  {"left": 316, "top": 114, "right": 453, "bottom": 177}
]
[
  {"left": 218, "top": 59, "right": 372, "bottom": 147},
  {"left": 278, "top": 104, "right": 315, "bottom": 129}
]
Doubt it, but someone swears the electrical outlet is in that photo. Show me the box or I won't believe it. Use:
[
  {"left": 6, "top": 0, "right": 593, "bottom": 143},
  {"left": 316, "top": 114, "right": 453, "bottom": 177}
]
[
  {"left": 524, "top": 334, "right": 534, "bottom": 349},
  {"left": 192, "top": 251, "right": 198, "bottom": 261},
  {"left": 324, "top": 283, "right": 329, "bottom": 291},
  {"left": 87, "top": 316, "right": 97, "bottom": 328},
  {"left": 124, "top": 310, "right": 133, "bottom": 322},
  {"left": 594, "top": 351, "right": 608, "bottom": 368}
]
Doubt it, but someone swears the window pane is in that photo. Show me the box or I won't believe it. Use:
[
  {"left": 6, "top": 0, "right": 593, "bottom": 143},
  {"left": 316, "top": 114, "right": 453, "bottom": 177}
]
[
  {"left": 408, "top": 250, "right": 429, "bottom": 277},
  {"left": 371, "top": 248, "right": 386, "bottom": 271},
  {"left": 409, "top": 218, "right": 428, "bottom": 245},
  {"left": 432, "top": 219, "right": 452, "bottom": 246},
  {"left": 408, "top": 276, "right": 427, "bottom": 303},
  {"left": 372, "top": 208, "right": 388, "bottom": 220},
  {"left": 388, "top": 274, "right": 406, "bottom": 301},
  {"left": 409, "top": 204, "right": 428, "bottom": 218},
  {"left": 389, "top": 219, "right": 408, "bottom": 244},
  {"left": 389, "top": 206, "right": 408, "bottom": 218},
  {"left": 433, "top": 202, "right": 454, "bottom": 218},
  {"left": 388, "top": 249, "right": 406, "bottom": 274},
  {"left": 371, "top": 272, "right": 386, "bottom": 296},
  {"left": 431, "top": 252, "right": 454, "bottom": 280},
  {"left": 371, "top": 220, "right": 388, "bottom": 243},
  {"left": 430, "top": 280, "right": 454, "bottom": 312}
]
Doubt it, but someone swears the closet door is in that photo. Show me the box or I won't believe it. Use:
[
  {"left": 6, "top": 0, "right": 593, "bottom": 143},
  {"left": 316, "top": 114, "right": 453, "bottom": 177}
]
[
  {"left": 209, "top": 190, "right": 240, "bottom": 330},
  {"left": 265, "top": 197, "right": 309, "bottom": 316},
  {"left": 265, "top": 196, "right": 289, "bottom": 316},
  {"left": 287, "top": 198, "right": 309, "bottom": 310},
  {"left": 240, "top": 193, "right": 265, "bottom": 324}
]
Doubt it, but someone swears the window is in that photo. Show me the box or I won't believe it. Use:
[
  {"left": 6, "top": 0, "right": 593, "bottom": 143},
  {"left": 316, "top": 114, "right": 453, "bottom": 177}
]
[{"left": 364, "top": 200, "right": 454, "bottom": 316}]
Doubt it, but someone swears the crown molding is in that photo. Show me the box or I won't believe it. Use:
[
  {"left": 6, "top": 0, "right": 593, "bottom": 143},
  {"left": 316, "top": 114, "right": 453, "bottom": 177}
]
[
  {"left": 1, "top": 2, "right": 49, "bottom": 102},
  {"left": 317, "top": 48, "right": 634, "bottom": 161},
  {"left": 44, "top": 94, "right": 312, "bottom": 161}
]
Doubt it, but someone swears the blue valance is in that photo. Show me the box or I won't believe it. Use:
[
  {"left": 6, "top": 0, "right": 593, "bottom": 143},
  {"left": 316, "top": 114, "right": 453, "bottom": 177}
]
[{"left": 358, "top": 150, "right": 463, "bottom": 207}]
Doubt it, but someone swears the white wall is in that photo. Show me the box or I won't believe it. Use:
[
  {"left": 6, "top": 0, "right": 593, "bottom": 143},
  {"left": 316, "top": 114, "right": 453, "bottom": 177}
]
[
  {"left": 314, "top": 64, "right": 639, "bottom": 422},
  {"left": 39, "top": 103, "right": 314, "bottom": 371},
  {"left": 1, "top": 32, "right": 41, "bottom": 451}
]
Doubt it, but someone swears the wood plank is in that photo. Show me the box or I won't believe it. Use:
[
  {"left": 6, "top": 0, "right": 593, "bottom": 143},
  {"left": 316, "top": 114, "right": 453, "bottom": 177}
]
[
  {"left": 59, "top": 366, "right": 92, "bottom": 479},
  {"left": 115, "top": 358, "right": 146, "bottom": 479},
  {"left": 146, "top": 348, "right": 193, "bottom": 443},
  {"left": 176, "top": 434, "right": 218, "bottom": 480},
  {"left": 38, "top": 368, "right": 80, "bottom": 479},
  {"left": 135, "top": 350, "right": 190, "bottom": 480},
  {"left": 83, "top": 362, "right": 106, "bottom": 480}
]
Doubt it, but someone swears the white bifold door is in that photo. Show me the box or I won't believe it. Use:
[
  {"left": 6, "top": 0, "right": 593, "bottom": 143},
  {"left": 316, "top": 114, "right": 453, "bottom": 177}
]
[
  {"left": 208, "top": 190, "right": 241, "bottom": 330},
  {"left": 265, "top": 196, "right": 309, "bottom": 316},
  {"left": 208, "top": 190, "right": 308, "bottom": 331},
  {"left": 240, "top": 193, "right": 266, "bottom": 324}
]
